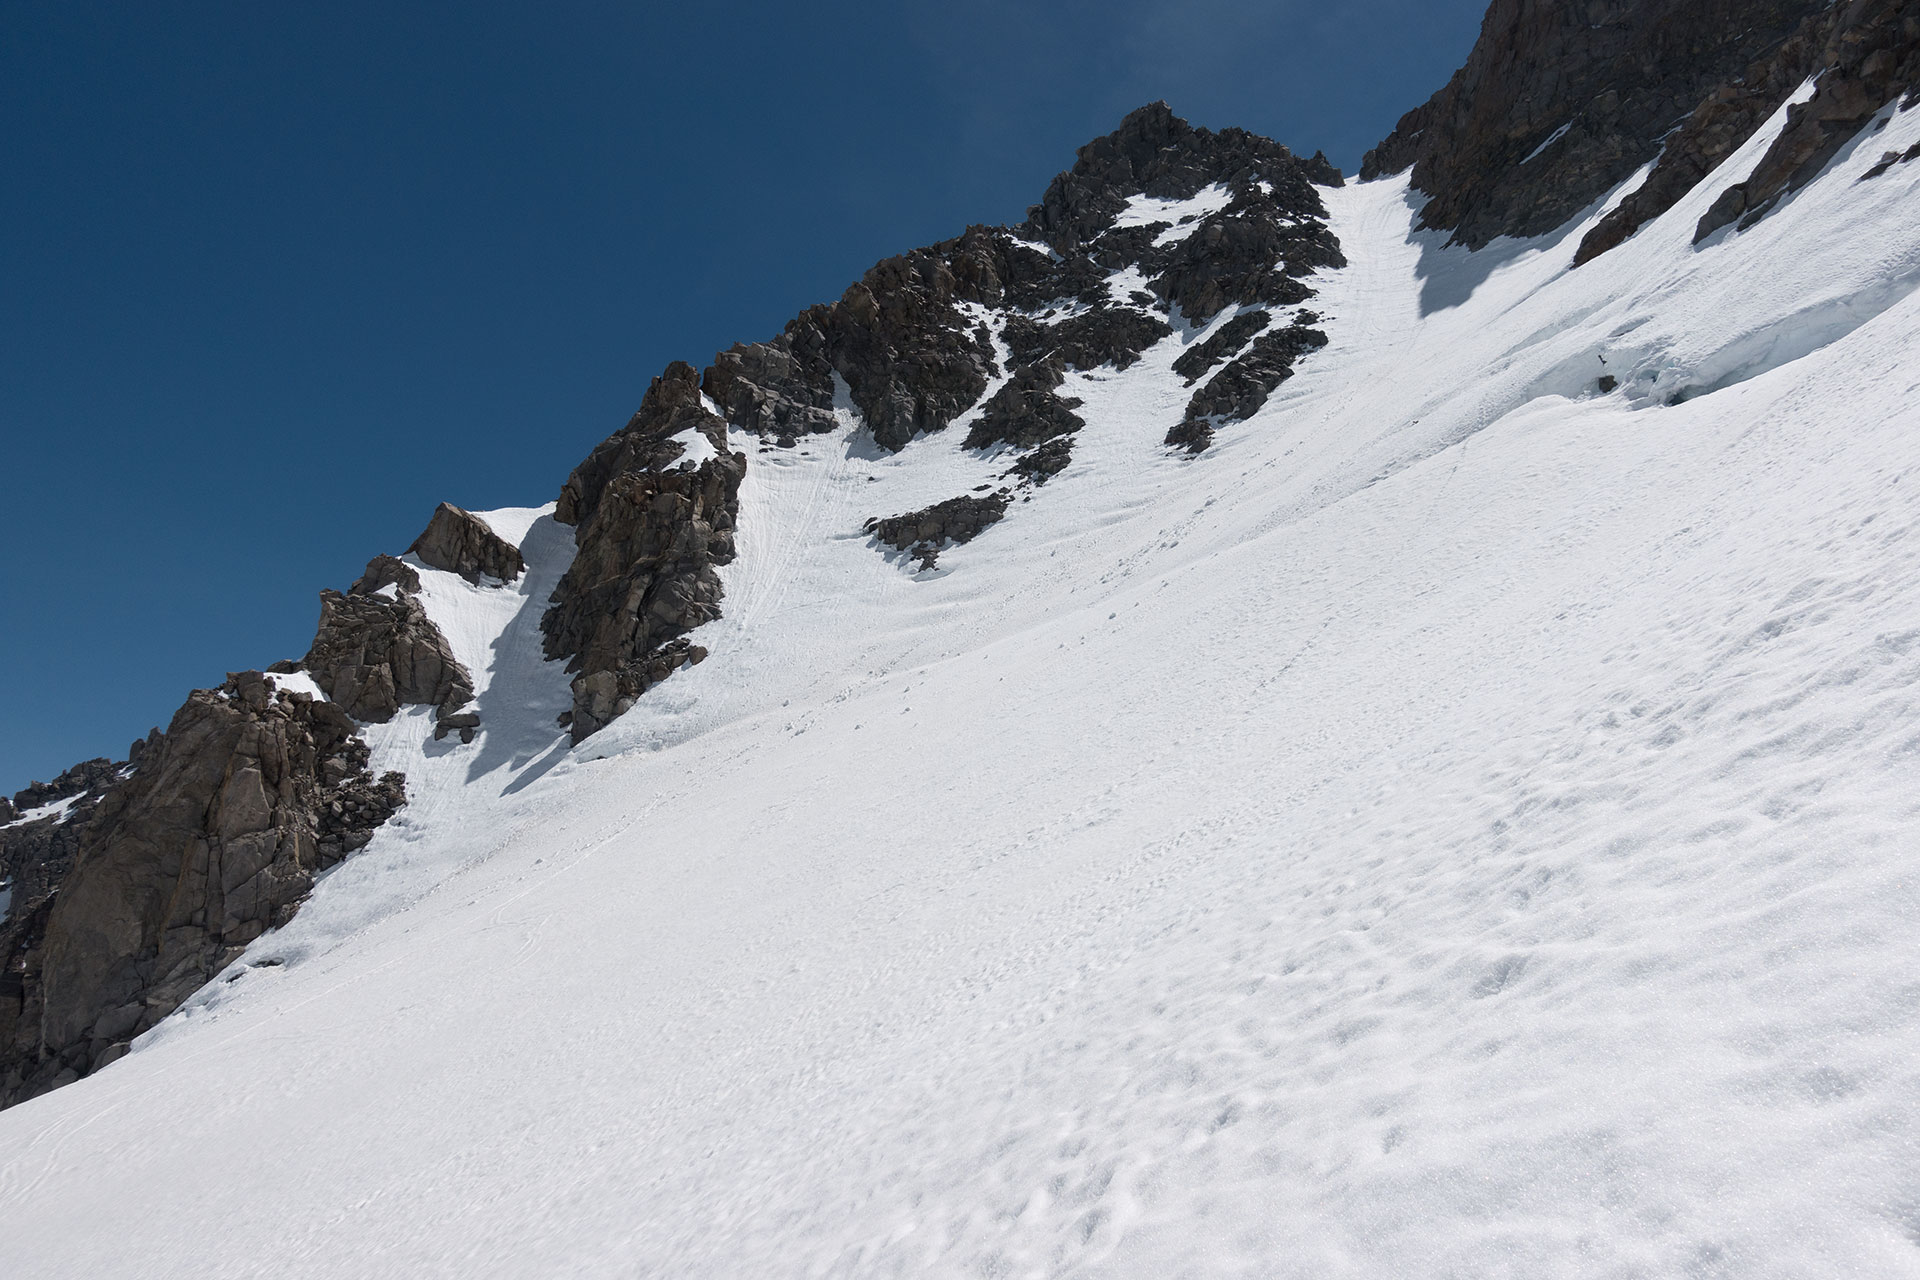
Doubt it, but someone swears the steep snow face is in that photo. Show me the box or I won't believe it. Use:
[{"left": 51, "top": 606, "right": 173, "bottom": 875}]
[{"left": 5, "top": 96, "right": 1920, "bottom": 1277}]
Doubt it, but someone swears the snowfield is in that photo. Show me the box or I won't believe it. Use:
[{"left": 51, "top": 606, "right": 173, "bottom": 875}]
[{"left": 5, "top": 93, "right": 1920, "bottom": 1278}]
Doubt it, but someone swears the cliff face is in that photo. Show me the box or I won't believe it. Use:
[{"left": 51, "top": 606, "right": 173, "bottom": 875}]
[
  {"left": 1362, "top": 0, "right": 1818, "bottom": 247},
  {"left": 0, "top": 673, "right": 404, "bottom": 1106},
  {"left": 1365, "top": 0, "right": 1920, "bottom": 260}
]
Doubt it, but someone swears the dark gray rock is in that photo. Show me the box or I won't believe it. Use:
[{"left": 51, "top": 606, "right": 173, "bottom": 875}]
[
  {"left": 1170, "top": 321, "right": 1329, "bottom": 453},
  {"left": 704, "top": 338, "right": 838, "bottom": 441},
  {"left": 1694, "top": 3, "right": 1920, "bottom": 242},
  {"left": 1002, "top": 306, "right": 1173, "bottom": 373},
  {"left": 543, "top": 363, "right": 745, "bottom": 742},
  {"left": 1007, "top": 437, "right": 1074, "bottom": 486},
  {"left": 865, "top": 494, "right": 1012, "bottom": 571},
  {"left": 408, "top": 502, "right": 525, "bottom": 584},
  {"left": 964, "top": 360, "right": 1086, "bottom": 451},
  {"left": 2, "top": 758, "right": 127, "bottom": 930},
  {"left": 1363, "top": 0, "right": 1820, "bottom": 249},
  {"left": 1171, "top": 309, "right": 1272, "bottom": 384}
]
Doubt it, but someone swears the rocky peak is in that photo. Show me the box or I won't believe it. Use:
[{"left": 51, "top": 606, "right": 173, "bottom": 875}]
[{"left": 1026, "top": 100, "right": 1343, "bottom": 253}]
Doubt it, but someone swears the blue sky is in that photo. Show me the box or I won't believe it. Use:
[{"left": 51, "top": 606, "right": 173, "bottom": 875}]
[{"left": 0, "top": 0, "right": 1487, "bottom": 792}]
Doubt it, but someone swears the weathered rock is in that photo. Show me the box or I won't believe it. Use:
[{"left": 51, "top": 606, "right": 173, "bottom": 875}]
[
  {"left": 1694, "top": 2, "right": 1920, "bottom": 242},
  {"left": 543, "top": 363, "right": 744, "bottom": 742},
  {"left": 1363, "top": 0, "right": 1820, "bottom": 249},
  {"left": 704, "top": 337, "right": 838, "bottom": 441},
  {"left": 557, "top": 362, "right": 731, "bottom": 531},
  {"left": 1170, "top": 321, "right": 1330, "bottom": 453},
  {"left": 567, "top": 640, "right": 710, "bottom": 734},
  {"left": 1002, "top": 306, "right": 1174, "bottom": 373},
  {"left": 963, "top": 360, "right": 1086, "bottom": 451},
  {"left": 432, "top": 711, "right": 482, "bottom": 744},
  {"left": 408, "top": 502, "right": 525, "bottom": 584},
  {"left": 865, "top": 493, "right": 1012, "bottom": 571},
  {"left": 817, "top": 255, "right": 998, "bottom": 453},
  {"left": 1026, "top": 101, "right": 1342, "bottom": 252},
  {"left": 1171, "top": 309, "right": 1272, "bottom": 384},
  {"left": 350, "top": 553, "right": 421, "bottom": 597},
  {"left": 0, "top": 673, "right": 403, "bottom": 1109},
  {"left": 303, "top": 589, "right": 474, "bottom": 724},
  {"left": 1007, "top": 437, "right": 1074, "bottom": 486},
  {"left": 1862, "top": 139, "right": 1920, "bottom": 178},
  {"left": 1, "top": 758, "right": 127, "bottom": 926}
]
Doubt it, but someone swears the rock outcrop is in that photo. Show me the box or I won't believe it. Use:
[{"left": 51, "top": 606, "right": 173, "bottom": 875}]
[
  {"left": 866, "top": 493, "right": 1013, "bottom": 571},
  {"left": 1170, "top": 317, "right": 1330, "bottom": 453},
  {"left": 408, "top": 502, "right": 525, "bottom": 584},
  {"left": 2, "top": 757, "right": 128, "bottom": 921},
  {"left": 0, "top": 672, "right": 403, "bottom": 1108},
  {"left": 542, "top": 362, "right": 745, "bottom": 741},
  {"left": 1367, "top": 0, "right": 1920, "bottom": 261},
  {"left": 1362, "top": 0, "right": 1819, "bottom": 248},
  {"left": 303, "top": 587, "right": 475, "bottom": 725},
  {"left": 1689, "top": 1, "right": 1920, "bottom": 243}
]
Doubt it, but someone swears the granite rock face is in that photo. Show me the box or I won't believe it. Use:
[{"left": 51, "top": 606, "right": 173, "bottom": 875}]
[
  {"left": 409, "top": 502, "right": 525, "bottom": 584},
  {"left": 1362, "top": 0, "right": 1818, "bottom": 249},
  {"left": 304, "top": 586, "right": 475, "bottom": 726},
  {"left": 0, "top": 672, "right": 403, "bottom": 1108}
]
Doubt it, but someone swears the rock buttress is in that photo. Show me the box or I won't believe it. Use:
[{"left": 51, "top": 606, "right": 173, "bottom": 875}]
[
  {"left": 543, "top": 362, "right": 744, "bottom": 741},
  {"left": 1362, "top": 0, "right": 1820, "bottom": 249},
  {"left": 0, "top": 672, "right": 403, "bottom": 1109}
]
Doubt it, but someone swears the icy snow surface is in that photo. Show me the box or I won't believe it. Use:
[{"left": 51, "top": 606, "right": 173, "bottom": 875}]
[{"left": 5, "top": 94, "right": 1920, "bottom": 1278}]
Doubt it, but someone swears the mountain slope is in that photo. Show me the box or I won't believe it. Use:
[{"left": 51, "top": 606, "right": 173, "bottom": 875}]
[{"left": 2, "top": 50, "right": 1920, "bottom": 1274}]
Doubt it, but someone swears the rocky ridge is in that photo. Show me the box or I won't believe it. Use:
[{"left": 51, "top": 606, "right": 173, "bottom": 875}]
[
  {"left": 1365, "top": 0, "right": 1920, "bottom": 264},
  {"left": 0, "top": 502, "right": 516, "bottom": 1108},
  {"left": 540, "top": 102, "right": 1345, "bottom": 730}
]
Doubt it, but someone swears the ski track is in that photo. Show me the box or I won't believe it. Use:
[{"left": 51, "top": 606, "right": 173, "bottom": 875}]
[{"left": 4, "top": 94, "right": 1920, "bottom": 1278}]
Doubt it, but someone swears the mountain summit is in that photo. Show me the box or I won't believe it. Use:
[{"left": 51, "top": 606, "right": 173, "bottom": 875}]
[{"left": 5, "top": 1, "right": 1920, "bottom": 1274}]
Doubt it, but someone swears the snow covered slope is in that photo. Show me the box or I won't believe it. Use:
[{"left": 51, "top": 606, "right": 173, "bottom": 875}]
[{"left": 4, "top": 91, "right": 1920, "bottom": 1279}]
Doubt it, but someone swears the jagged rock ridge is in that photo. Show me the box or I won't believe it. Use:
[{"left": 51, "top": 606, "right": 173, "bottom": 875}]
[
  {"left": 541, "top": 102, "right": 1345, "bottom": 732},
  {"left": 1364, "top": 0, "right": 1920, "bottom": 263}
]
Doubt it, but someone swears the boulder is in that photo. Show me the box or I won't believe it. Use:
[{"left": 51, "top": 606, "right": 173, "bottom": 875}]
[{"left": 408, "top": 503, "right": 526, "bottom": 584}]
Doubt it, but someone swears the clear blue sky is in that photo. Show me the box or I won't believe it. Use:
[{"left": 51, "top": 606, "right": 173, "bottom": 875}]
[{"left": 0, "top": 0, "right": 1487, "bottom": 792}]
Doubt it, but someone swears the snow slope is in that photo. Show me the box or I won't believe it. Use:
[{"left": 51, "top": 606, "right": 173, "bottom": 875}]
[{"left": 4, "top": 93, "right": 1920, "bottom": 1278}]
